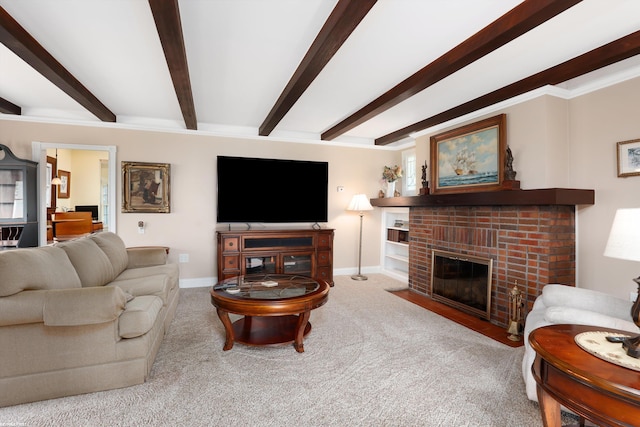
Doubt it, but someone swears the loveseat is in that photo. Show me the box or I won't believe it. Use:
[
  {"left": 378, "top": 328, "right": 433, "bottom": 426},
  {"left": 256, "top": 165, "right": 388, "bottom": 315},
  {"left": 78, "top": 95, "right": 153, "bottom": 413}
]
[
  {"left": 522, "top": 284, "right": 639, "bottom": 402},
  {"left": 0, "top": 232, "right": 179, "bottom": 407}
]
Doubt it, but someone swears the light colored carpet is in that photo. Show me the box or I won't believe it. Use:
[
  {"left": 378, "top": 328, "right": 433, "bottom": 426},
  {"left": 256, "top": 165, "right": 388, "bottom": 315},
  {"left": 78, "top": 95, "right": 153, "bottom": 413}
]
[{"left": 0, "top": 275, "right": 573, "bottom": 426}]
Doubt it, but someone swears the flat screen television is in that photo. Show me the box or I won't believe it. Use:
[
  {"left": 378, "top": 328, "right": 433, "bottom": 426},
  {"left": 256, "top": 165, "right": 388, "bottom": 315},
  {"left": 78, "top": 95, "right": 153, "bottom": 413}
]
[
  {"left": 217, "top": 156, "right": 328, "bottom": 224},
  {"left": 75, "top": 205, "right": 99, "bottom": 221}
]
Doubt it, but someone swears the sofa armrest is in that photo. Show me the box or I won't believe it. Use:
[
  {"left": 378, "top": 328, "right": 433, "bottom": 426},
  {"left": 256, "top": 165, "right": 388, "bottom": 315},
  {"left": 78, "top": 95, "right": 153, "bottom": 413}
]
[
  {"left": 126, "top": 246, "right": 168, "bottom": 269},
  {"left": 0, "top": 290, "right": 47, "bottom": 326},
  {"left": 544, "top": 306, "right": 640, "bottom": 334},
  {"left": 542, "top": 284, "right": 633, "bottom": 320},
  {"left": 43, "top": 286, "right": 127, "bottom": 326}
]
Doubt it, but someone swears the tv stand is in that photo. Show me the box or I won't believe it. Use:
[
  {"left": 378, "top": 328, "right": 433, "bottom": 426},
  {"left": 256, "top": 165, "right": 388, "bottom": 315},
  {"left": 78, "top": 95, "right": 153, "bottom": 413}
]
[{"left": 216, "top": 228, "right": 334, "bottom": 285}]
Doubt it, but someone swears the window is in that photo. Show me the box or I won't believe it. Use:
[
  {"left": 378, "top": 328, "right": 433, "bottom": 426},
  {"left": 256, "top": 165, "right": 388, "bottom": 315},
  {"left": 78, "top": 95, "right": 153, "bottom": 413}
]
[{"left": 402, "top": 149, "right": 416, "bottom": 196}]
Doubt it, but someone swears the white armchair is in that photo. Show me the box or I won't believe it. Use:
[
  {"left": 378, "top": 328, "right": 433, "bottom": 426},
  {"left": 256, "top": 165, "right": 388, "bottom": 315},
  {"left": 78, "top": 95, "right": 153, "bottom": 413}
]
[{"left": 522, "top": 284, "right": 639, "bottom": 402}]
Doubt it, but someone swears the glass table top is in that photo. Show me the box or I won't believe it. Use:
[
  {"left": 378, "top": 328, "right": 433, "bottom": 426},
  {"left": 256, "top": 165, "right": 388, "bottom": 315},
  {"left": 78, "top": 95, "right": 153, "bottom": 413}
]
[{"left": 212, "top": 274, "right": 320, "bottom": 300}]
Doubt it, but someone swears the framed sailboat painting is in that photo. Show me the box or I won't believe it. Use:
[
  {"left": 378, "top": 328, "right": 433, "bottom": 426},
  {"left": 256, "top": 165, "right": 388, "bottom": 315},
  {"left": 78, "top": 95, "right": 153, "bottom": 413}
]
[{"left": 430, "top": 114, "right": 506, "bottom": 195}]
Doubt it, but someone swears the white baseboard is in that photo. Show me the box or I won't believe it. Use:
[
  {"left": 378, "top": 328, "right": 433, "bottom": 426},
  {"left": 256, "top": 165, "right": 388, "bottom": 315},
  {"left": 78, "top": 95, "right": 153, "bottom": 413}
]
[{"left": 179, "top": 277, "right": 215, "bottom": 289}]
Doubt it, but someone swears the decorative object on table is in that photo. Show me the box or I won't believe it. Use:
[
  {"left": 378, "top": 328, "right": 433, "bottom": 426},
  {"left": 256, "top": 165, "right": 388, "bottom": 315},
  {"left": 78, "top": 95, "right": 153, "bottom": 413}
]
[
  {"left": 604, "top": 207, "right": 640, "bottom": 358},
  {"left": 501, "top": 145, "right": 520, "bottom": 190},
  {"left": 378, "top": 189, "right": 385, "bottom": 198},
  {"left": 616, "top": 138, "right": 640, "bottom": 177},
  {"left": 122, "top": 161, "right": 171, "bottom": 213},
  {"left": 507, "top": 282, "right": 524, "bottom": 341},
  {"left": 346, "top": 194, "right": 374, "bottom": 280},
  {"left": 57, "top": 170, "right": 70, "bottom": 198},
  {"left": 420, "top": 160, "right": 429, "bottom": 195},
  {"left": 430, "top": 114, "right": 506, "bottom": 195},
  {"left": 382, "top": 165, "right": 402, "bottom": 198}
]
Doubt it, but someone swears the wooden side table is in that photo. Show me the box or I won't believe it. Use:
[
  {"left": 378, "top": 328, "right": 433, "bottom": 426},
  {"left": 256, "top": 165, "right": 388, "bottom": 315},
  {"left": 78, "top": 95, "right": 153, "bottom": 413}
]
[{"left": 529, "top": 324, "right": 640, "bottom": 427}]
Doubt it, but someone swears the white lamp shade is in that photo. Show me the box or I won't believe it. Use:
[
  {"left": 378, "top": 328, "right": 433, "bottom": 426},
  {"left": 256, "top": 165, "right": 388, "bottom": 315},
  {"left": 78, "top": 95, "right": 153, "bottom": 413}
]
[
  {"left": 604, "top": 208, "right": 640, "bottom": 262},
  {"left": 347, "top": 194, "right": 373, "bottom": 212},
  {"left": 51, "top": 176, "right": 62, "bottom": 185}
]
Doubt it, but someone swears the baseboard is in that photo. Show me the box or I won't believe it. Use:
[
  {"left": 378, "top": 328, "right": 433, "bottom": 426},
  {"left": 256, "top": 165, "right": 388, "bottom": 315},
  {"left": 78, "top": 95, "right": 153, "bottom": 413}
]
[{"left": 179, "top": 277, "right": 214, "bottom": 289}]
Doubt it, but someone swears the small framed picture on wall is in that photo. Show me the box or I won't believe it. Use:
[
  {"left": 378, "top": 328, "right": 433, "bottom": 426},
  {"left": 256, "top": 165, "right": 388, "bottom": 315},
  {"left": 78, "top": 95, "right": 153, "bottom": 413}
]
[{"left": 616, "top": 139, "right": 640, "bottom": 178}]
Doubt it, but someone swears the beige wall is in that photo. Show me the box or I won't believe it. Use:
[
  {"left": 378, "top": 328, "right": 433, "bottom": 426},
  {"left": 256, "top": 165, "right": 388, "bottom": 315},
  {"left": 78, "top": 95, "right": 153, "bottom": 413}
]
[
  {"left": 0, "top": 120, "right": 400, "bottom": 285},
  {"left": 2, "top": 75, "right": 639, "bottom": 298}
]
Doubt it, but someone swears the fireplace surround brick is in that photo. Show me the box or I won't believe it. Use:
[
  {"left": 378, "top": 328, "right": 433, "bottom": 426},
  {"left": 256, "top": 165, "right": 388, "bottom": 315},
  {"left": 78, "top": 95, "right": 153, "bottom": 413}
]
[{"left": 408, "top": 205, "right": 576, "bottom": 327}]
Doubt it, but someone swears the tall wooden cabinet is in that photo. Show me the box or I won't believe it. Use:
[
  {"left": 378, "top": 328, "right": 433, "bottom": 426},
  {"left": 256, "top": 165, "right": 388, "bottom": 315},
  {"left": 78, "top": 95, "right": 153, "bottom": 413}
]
[
  {"left": 0, "top": 144, "right": 38, "bottom": 249},
  {"left": 216, "top": 228, "right": 334, "bottom": 285}
]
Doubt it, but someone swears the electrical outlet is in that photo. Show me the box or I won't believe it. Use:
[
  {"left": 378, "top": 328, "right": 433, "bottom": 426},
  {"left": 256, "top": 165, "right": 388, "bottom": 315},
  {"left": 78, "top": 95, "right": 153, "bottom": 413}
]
[
  {"left": 631, "top": 291, "right": 638, "bottom": 302},
  {"left": 337, "top": 186, "right": 344, "bottom": 192},
  {"left": 179, "top": 253, "right": 189, "bottom": 263}
]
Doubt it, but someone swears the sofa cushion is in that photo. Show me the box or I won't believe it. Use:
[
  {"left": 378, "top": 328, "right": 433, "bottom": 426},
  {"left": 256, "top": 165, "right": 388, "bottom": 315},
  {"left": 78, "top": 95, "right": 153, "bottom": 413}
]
[
  {"left": 0, "top": 246, "right": 81, "bottom": 296},
  {"left": 89, "top": 232, "right": 129, "bottom": 277},
  {"left": 114, "top": 264, "right": 179, "bottom": 291},
  {"left": 118, "top": 295, "right": 163, "bottom": 338},
  {"left": 57, "top": 238, "right": 116, "bottom": 287},
  {"left": 107, "top": 274, "right": 170, "bottom": 304}
]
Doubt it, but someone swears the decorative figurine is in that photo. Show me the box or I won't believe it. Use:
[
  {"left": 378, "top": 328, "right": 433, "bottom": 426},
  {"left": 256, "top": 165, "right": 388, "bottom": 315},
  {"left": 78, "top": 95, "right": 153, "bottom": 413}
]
[
  {"left": 505, "top": 146, "right": 517, "bottom": 181},
  {"left": 419, "top": 161, "right": 430, "bottom": 195}
]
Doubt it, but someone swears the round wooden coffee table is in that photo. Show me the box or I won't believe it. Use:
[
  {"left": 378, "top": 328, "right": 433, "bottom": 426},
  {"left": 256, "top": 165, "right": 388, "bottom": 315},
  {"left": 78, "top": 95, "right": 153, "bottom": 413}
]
[{"left": 210, "top": 274, "right": 329, "bottom": 353}]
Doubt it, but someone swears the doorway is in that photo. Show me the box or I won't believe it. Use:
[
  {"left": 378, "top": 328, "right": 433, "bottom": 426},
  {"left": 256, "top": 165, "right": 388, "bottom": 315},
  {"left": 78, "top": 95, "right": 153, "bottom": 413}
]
[{"left": 32, "top": 142, "right": 117, "bottom": 246}]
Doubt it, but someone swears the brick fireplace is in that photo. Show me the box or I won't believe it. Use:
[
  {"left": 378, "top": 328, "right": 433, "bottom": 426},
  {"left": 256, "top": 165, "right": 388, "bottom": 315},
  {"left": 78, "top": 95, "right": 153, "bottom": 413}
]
[{"left": 371, "top": 188, "right": 595, "bottom": 328}]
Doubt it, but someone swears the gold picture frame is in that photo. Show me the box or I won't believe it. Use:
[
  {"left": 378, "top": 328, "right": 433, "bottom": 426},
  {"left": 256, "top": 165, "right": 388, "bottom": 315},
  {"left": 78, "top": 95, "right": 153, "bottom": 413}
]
[
  {"left": 122, "top": 161, "right": 170, "bottom": 213},
  {"left": 430, "top": 114, "right": 506, "bottom": 195},
  {"left": 57, "top": 170, "right": 70, "bottom": 199},
  {"left": 616, "top": 138, "right": 640, "bottom": 178}
]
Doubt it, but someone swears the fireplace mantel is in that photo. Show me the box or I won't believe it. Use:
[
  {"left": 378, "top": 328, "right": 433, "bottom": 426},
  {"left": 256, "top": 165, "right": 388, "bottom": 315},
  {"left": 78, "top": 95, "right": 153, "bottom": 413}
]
[{"left": 370, "top": 188, "right": 594, "bottom": 208}]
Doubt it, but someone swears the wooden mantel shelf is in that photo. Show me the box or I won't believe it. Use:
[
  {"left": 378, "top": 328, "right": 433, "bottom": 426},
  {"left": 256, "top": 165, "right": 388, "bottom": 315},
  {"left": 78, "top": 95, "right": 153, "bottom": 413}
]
[{"left": 370, "top": 188, "right": 594, "bottom": 208}]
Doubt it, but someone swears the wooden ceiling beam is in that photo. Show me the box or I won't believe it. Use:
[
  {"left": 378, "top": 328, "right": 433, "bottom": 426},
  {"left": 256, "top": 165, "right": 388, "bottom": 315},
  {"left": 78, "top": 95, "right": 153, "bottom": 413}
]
[
  {"left": 376, "top": 30, "right": 640, "bottom": 145},
  {"left": 0, "top": 7, "right": 115, "bottom": 122},
  {"left": 259, "top": 0, "right": 377, "bottom": 137},
  {"left": 321, "top": 0, "right": 582, "bottom": 141},
  {"left": 0, "top": 96, "right": 20, "bottom": 115},
  {"left": 149, "top": 0, "right": 197, "bottom": 130}
]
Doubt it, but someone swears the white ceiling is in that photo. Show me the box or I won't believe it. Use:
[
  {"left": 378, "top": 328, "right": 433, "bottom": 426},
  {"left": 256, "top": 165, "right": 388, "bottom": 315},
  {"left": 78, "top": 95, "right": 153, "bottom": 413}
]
[{"left": 1, "top": 0, "right": 640, "bottom": 147}]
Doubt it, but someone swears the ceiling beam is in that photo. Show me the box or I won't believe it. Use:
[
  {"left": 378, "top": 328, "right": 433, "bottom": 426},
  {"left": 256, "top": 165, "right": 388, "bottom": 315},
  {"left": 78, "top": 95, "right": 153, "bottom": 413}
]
[
  {"left": 258, "top": 0, "right": 377, "bottom": 137},
  {"left": 0, "top": 96, "right": 20, "bottom": 115},
  {"left": 376, "top": 30, "right": 640, "bottom": 145},
  {"left": 321, "top": 0, "right": 582, "bottom": 141},
  {"left": 0, "top": 7, "right": 115, "bottom": 122},
  {"left": 149, "top": 0, "right": 197, "bottom": 130}
]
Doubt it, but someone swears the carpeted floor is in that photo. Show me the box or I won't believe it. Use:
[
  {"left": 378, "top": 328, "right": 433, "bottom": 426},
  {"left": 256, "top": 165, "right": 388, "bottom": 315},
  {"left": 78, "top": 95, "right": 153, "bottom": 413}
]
[{"left": 0, "top": 274, "right": 576, "bottom": 426}]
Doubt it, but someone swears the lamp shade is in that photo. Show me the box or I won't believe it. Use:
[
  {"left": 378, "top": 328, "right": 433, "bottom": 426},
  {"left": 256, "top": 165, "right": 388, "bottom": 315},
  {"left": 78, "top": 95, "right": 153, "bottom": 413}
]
[
  {"left": 346, "top": 194, "right": 373, "bottom": 212},
  {"left": 604, "top": 208, "right": 640, "bottom": 262},
  {"left": 51, "top": 176, "right": 62, "bottom": 186}
]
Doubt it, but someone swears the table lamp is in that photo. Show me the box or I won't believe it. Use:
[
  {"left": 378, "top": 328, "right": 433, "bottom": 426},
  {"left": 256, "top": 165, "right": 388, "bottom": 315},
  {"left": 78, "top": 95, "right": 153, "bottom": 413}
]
[
  {"left": 347, "top": 194, "right": 374, "bottom": 281},
  {"left": 603, "top": 208, "right": 640, "bottom": 358}
]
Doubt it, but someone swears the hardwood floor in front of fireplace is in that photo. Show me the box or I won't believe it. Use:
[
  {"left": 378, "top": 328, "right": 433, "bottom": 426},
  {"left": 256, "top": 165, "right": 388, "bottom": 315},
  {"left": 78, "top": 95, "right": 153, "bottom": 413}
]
[{"left": 388, "top": 289, "right": 523, "bottom": 347}]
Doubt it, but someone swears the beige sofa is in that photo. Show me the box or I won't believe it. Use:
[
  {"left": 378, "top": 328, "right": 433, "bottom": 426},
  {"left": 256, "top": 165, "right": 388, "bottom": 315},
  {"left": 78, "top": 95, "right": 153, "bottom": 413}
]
[{"left": 0, "top": 232, "right": 179, "bottom": 407}]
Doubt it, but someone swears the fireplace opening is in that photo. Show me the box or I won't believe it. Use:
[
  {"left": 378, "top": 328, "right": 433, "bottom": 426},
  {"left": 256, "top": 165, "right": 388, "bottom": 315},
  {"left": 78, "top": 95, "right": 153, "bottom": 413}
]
[{"left": 431, "top": 250, "right": 493, "bottom": 320}]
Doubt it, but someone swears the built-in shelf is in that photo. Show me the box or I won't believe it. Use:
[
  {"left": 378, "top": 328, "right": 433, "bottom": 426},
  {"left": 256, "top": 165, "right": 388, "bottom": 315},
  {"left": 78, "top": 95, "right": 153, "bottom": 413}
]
[
  {"left": 381, "top": 208, "right": 409, "bottom": 282},
  {"left": 371, "top": 188, "right": 595, "bottom": 208}
]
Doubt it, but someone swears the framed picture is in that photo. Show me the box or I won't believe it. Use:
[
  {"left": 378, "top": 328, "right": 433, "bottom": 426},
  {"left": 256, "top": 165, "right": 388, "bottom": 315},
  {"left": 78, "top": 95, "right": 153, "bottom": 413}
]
[
  {"left": 122, "top": 161, "right": 170, "bottom": 213},
  {"left": 430, "top": 114, "right": 506, "bottom": 195},
  {"left": 57, "top": 170, "right": 70, "bottom": 199},
  {"left": 616, "top": 138, "right": 640, "bottom": 177}
]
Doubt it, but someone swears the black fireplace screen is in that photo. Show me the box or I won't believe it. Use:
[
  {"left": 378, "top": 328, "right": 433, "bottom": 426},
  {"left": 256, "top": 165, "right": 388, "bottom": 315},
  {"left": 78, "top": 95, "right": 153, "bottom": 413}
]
[{"left": 431, "top": 249, "right": 493, "bottom": 320}]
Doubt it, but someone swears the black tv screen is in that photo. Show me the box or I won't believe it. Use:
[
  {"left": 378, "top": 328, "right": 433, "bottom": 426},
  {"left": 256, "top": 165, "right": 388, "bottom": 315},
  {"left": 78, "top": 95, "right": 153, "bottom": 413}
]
[
  {"left": 217, "top": 156, "right": 328, "bottom": 224},
  {"left": 75, "top": 205, "right": 99, "bottom": 221}
]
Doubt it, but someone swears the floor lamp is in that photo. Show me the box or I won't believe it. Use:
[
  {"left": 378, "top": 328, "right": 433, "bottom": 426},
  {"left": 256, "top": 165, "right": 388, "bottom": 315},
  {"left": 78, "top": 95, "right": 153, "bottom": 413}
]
[
  {"left": 604, "top": 208, "right": 640, "bottom": 358},
  {"left": 347, "top": 194, "right": 374, "bottom": 281}
]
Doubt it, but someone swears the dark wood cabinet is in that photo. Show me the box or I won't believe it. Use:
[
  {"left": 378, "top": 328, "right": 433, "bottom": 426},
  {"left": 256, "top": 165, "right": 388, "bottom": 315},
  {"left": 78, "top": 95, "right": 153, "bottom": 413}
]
[
  {"left": 216, "top": 229, "right": 334, "bottom": 285},
  {"left": 0, "top": 144, "right": 38, "bottom": 249}
]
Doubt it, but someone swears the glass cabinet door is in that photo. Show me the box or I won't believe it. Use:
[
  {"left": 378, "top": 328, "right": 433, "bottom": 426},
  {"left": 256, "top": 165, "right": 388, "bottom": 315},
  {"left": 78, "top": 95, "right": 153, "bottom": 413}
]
[
  {"left": 282, "top": 253, "right": 312, "bottom": 276},
  {"left": 0, "top": 170, "right": 25, "bottom": 221},
  {"left": 244, "top": 255, "right": 277, "bottom": 275}
]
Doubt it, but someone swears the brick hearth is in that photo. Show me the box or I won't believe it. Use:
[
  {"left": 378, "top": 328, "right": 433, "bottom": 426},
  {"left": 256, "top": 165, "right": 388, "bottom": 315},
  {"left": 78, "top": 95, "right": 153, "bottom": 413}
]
[{"left": 408, "top": 205, "right": 576, "bottom": 327}]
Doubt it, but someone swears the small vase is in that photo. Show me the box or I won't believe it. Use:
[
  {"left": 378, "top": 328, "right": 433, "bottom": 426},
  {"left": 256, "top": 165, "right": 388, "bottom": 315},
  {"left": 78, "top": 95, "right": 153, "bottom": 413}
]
[{"left": 386, "top": 181, "right": 396, "bottom": 198}]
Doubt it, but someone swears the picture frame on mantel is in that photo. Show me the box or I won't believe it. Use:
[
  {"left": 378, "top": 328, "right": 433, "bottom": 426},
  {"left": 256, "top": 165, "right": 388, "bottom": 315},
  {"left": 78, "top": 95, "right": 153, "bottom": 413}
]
[
  {"left": 122, "top": 161, "right": 171, "bottom": 213},
  {"left": 616, "top": 138, "right": 640, "bottom": 178},
  {"left": 430, "top": 114, "right": 506, "bottom": 195},
  {"left": 57, "top": 170, "right": 70, "bottom": 199}
]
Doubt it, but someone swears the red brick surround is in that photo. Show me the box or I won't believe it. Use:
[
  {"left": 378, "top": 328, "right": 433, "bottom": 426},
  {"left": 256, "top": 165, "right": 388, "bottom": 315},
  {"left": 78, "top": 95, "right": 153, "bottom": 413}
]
[{"left": 408, "top": 205, "right": 576, "bottom": 327}]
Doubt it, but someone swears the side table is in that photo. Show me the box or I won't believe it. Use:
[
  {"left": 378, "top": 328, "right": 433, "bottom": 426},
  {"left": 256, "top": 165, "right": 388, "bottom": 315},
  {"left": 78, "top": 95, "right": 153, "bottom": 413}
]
[{"left": 529, "top": 324, "right": 640, "bottom": 427}]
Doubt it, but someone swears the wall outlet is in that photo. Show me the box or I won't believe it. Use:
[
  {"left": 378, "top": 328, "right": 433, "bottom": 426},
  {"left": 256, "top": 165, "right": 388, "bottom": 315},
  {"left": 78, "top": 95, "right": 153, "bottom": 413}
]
[
  {"left": 179, "top": 253, "right": 189, "bottom": 263},
  {"left": 337, "top": 186, "right": 344, "bottom": 192},
  {"left": 137, "top": 220, "right": 144, "bottom": 234},
  {"left": 631, "top": 291, "right": 638, "bottom": 302}
]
